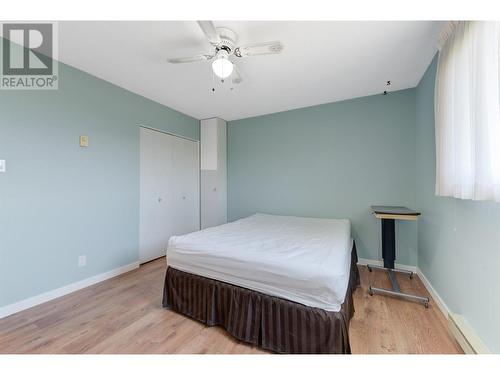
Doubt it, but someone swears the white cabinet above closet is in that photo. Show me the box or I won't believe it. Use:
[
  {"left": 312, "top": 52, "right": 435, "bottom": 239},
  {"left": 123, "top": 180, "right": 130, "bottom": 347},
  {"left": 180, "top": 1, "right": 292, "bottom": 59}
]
[{"left": 201, "top": 118, "right": 227, "bottom": 229}]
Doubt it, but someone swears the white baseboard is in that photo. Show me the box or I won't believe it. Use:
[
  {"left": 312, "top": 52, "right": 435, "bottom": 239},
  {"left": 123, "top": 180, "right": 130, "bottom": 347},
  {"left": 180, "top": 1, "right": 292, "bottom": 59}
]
[
  {"left": 415, "top": 267, "right": 450, "bottom": 318},
  {"left": 448, "top": 313, "right": 491, "bottom": 354},
  {"left": 415, "top": 269, "right": 491, "bottom": 354},
  {"left": 0, "top": 261, "right": 140, "bottom": 319}
]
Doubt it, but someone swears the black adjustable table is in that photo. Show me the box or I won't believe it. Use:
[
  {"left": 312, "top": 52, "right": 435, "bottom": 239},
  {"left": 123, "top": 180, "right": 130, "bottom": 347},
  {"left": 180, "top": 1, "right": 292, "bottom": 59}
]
[{"left": 367, "top": 206, "right": 429, "bottom": 307}]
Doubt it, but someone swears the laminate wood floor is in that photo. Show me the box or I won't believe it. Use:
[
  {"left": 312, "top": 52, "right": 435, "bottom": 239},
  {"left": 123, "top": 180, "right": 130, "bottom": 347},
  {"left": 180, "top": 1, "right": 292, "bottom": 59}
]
[{"left": 0, "top": 257, "right": 462, "bottom": 354}]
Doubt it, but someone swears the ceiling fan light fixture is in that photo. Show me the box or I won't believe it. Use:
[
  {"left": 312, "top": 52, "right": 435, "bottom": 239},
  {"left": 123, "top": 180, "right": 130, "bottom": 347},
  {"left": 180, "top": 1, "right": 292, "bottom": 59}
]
[{"left": 212, "top": 50, "right": 233, "bottom": 79}]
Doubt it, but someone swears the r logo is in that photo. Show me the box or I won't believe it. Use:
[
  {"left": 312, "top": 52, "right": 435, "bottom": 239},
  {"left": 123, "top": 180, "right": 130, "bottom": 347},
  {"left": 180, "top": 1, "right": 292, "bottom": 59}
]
[{"left": 2, "top": 23, "right": 53, "bottom": 75}]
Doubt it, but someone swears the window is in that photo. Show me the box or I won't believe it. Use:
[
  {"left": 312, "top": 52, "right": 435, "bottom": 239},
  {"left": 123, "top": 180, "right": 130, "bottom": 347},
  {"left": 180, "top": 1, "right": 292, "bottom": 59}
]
[{"left": 435, "top": 21, "right": 500, "bottom": 202}]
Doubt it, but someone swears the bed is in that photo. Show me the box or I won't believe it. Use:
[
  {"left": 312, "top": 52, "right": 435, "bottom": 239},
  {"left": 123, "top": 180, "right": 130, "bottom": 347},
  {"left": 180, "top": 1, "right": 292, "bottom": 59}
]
[{"left": 162, "top": 213, "right": 360, "bottom": 354}]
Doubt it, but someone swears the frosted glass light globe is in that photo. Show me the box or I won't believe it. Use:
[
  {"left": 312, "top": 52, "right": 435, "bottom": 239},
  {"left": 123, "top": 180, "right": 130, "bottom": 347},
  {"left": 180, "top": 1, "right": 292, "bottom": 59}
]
[{"left": 212, "top": 50, "right": 234, "bottom": 79}]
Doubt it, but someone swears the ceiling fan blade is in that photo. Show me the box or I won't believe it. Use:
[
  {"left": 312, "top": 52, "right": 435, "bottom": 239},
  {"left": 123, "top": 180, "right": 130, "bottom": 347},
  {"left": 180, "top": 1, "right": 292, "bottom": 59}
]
[
  {"left": 197, "top": 21, "right": 221, "bottom": 46},
  {"left": 232, "top": 64, "right": 243, "bottom": 84},
  {"left": 235, "top": 41, "right": 283, "bottom": 57},
  {"left": 167, "top": 54, "right": 213, "bottom": 64}
]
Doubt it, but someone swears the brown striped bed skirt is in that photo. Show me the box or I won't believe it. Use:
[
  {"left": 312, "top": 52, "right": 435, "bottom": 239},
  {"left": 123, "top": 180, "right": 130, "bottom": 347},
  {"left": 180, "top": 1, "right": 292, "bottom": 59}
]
[{"left": 162, "top": 242, "right": 360, "bottom": 354}]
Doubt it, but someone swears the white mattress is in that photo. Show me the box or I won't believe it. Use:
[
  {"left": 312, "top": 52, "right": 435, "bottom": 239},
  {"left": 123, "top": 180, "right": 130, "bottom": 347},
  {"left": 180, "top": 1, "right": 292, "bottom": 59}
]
[{"left": 166, "top": 213, "right": 353, "bottom": 312}]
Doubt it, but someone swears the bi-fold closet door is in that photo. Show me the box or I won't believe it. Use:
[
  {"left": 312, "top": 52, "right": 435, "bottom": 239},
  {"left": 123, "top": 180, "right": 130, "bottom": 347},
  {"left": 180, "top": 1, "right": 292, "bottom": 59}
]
[{"left": 139, "top": 127, "right": 200, "bottom": 264}]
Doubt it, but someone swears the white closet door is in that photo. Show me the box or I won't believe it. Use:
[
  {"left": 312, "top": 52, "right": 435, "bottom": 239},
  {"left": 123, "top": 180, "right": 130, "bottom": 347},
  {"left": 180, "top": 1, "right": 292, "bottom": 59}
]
[
  {"left": 140, "top": 127, "right": 199, "bottom": 264},
  {"left": 172, "top": 136, "right": 200, "bottom": 235},
  {"left": 140, "top": 128, "right": 174, "bottom": 263}
]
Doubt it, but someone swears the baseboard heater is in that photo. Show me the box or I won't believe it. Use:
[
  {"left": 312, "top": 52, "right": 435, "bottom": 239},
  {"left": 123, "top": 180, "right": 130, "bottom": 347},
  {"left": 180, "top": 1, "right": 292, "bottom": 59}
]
[{"left": 448, "top": 313, "right": 490, "bottom": 354}]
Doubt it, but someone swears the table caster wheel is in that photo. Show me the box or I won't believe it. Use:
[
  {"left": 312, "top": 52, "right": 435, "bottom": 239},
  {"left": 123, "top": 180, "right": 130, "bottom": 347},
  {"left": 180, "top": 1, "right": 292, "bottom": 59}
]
[
  {"left": 424, "top": 302, "right": 429, "bottom": 308},
  {"left": 368, "top": 288, "right": 374, "bottom": 296},
  {"left": 367, "top": 266, "right": 372, "bottom": 272},
  {"left": 409, "top": 272, "right": 414, "bottom": 280}
]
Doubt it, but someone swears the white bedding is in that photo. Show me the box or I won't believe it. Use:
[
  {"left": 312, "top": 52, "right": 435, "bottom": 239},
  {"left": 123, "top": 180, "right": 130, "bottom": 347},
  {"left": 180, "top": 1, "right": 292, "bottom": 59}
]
[{"left": 166, "top": 213, "right": 352, "bottom": 311}]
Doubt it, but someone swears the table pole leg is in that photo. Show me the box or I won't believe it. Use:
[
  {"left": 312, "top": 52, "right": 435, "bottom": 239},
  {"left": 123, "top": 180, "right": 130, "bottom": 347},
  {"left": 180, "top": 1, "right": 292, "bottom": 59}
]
[{"left": 382, "top": 218, "right": 395, "bottom": 269}]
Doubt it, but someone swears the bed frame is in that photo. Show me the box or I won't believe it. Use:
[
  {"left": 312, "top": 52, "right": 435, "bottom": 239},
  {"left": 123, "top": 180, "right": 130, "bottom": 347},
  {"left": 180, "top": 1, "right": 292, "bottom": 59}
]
[{"left": 162, "top": 242, "right": 360, "bottom": 354}]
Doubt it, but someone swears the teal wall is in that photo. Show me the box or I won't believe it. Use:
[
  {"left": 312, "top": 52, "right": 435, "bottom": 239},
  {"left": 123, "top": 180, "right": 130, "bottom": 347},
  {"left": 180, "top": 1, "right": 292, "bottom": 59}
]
[
  {"left": 228, "top": 69, "right": 499, "bottom": 351},
  {"left": 0, "top": 58, "right": 199, "bottom": 307},
  {"left": 2, "top": 38, "right": 496, "bottom": 353},
  {"left": 415, "top": 56, "right": 500, "bottom": 353},
  {"left": 228, "top": 90, "right": 418, "bottom": 265}
]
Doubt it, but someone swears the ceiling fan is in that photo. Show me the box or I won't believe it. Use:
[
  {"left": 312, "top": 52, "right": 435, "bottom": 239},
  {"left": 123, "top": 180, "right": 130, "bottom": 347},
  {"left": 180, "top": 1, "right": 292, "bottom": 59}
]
[{"left": 167, "top": 21, "right": 284, "bottom": 84}]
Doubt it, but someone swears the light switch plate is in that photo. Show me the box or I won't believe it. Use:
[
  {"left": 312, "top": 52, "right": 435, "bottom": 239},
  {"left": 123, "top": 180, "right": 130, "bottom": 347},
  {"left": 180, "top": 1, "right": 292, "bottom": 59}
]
[
  {"left": 0, "top": 160, "right": 5, "bottom": 173},
  {"left": 79, "top": 135, "right": 89, "bottom": 147},
  {"left": 78, "top": 255, "right": 87, "bottom": 267}
]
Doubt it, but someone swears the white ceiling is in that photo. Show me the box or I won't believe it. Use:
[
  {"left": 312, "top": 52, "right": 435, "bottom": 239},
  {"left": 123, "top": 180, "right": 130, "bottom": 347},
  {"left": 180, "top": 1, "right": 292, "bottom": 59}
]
[{"left": 59, "top": 21, "right": 443, "bottom": 121}]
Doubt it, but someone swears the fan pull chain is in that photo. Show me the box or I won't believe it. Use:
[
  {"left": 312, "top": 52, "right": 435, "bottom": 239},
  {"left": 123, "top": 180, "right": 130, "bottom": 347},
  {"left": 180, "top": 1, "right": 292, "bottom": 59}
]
[{"left": 211, "top": 63, "right": 216, "bottom": 92}]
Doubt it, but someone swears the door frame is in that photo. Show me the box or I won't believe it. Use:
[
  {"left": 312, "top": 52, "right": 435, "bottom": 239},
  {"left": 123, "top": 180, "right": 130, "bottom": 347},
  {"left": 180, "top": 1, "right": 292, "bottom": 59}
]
[{"left": 139, "top": 125, "right": 199, "bottom": 143}]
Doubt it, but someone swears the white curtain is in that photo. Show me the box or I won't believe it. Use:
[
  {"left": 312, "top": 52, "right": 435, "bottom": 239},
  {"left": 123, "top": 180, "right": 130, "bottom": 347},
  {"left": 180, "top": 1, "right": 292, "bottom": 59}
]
[{"left": 435, "top": 21, "right": 500, "bottom": 202}]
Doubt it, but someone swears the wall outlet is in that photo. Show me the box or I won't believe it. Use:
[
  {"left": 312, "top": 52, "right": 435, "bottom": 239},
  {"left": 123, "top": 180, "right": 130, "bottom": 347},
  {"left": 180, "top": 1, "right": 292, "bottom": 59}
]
[
  {"left": 0, "top": 160, "right": 5, "bottom": 173},
  {"left": 78, "top": 255, "right": 87, "bottom": 267}
]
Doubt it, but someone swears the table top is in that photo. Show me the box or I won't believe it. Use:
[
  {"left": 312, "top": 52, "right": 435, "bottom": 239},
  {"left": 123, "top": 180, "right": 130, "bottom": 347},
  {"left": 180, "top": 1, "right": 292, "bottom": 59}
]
[
  {"left": 371, "top": 206, "right": 421, "bottom": 221},
  {"left": 371, "top": 206, "right": 421, "bottom": 216}
]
